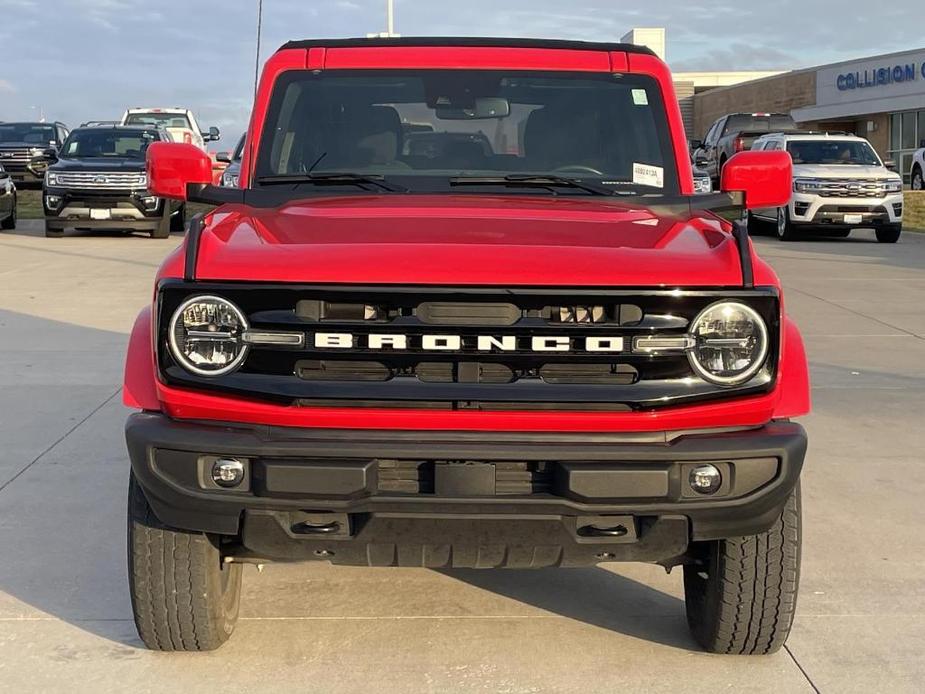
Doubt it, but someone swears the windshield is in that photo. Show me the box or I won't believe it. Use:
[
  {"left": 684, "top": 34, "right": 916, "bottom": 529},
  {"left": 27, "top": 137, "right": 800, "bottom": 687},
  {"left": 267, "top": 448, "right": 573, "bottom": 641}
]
[
  {"left": 232, "top": 134, "right": 246, "bottom": 161},
  {"left": 0, "top": 123, "right": 57, "bottom": 145},
  {"left": 124, "top": 112, "right": 193, "bottom": 130},
  {"left": 61, "top": 129, "right": 161, "bottom": 159},
  {"left": 787, "top": 140, "right": 881, "bottom": 166},
  {"left": 256, "top": 70, "right": 678, "bottom": 195}
]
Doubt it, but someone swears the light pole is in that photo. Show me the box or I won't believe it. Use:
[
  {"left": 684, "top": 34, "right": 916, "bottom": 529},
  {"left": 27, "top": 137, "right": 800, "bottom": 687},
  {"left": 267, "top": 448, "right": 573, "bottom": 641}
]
[
  {"left": 367, "top": 0, "right": 400, "bottom": 38},
  {"left": 254, "top": 0, "right": 264, "bottom": 101}
]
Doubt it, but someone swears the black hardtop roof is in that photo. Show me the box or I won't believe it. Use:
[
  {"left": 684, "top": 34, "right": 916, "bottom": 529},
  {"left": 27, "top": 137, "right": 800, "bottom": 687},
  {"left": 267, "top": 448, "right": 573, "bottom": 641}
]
[
  {"left": 280, "top": 36, "right": 655, "bottom": 56},
  {"left": 72, "top": 124, "right": 162, "bottom": 132},
  {"left": 0, "top": 121, "right": 67, "bottom": 127}
]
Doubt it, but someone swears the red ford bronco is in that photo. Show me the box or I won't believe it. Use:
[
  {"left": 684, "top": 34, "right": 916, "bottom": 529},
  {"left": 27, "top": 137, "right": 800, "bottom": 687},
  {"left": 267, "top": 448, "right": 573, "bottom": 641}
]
[{"left": 123, "top": 38, "right": 808, "bottom": 654}]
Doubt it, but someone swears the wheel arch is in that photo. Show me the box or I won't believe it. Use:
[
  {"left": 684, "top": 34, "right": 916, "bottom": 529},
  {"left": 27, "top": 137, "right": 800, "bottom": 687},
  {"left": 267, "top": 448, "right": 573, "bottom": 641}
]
[
  {"left": 773, "top": 316, "right": 811, "bottom": 419},
  {"left": 124, "top": 306, "right": 161, "bottom": 411}
]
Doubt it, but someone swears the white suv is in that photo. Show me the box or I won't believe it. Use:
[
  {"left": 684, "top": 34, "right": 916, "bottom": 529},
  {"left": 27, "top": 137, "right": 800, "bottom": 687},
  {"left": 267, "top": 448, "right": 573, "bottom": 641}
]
[
  {"left": 911, "top": 144, "right": 925, "bottom": 190},
  {"left": 749, "top": 132, "right": 904, "bottom": 243},
  {"left": 121, "top": 108, "right": 220, "bottom": 152}
]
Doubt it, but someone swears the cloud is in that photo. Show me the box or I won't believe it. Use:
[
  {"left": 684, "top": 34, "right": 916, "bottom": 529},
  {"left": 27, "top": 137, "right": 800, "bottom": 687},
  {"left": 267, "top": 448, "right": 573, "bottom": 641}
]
[{"left": 0, "top": 79, "right": 15, "bottom": 94}]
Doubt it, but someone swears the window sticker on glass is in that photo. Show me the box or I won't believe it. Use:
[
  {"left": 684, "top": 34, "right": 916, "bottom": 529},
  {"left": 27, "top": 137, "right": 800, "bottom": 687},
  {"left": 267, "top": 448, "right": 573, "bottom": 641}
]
[
  {"left": 632, "top": 89, "right": 649, "bottom": 106},
  {"left": 633, "top": 163, "right": 664, "bottom": 188}
]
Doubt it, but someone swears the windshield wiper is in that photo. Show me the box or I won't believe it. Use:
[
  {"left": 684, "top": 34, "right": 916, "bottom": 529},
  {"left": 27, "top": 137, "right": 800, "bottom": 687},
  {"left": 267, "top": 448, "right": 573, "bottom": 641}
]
[
  {"left": 255, "top": 173, "right": 407, "bottom": 193},
  {"left": 449, "top": 174, "right": 618, "bottom": 196}
]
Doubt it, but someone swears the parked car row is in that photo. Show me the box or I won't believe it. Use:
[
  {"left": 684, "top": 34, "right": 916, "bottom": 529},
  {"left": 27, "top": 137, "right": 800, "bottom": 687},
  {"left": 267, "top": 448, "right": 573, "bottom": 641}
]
[
  {"left": 0, "top": 109, "right": 221, "bottom": 238},
  {"left": 692, "top": 112, "right": 906, "bottom": 242}
]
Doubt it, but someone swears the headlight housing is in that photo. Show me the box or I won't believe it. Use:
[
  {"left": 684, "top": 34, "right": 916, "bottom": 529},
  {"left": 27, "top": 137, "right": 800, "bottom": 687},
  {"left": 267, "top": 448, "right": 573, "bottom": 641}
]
[
  {"left": 688, "top": 301, "right": 769, "bottom": 386},
  {"left": 45, "top": 171, "right": 59, "bottom": 186},
  {"left": 168, "top": 295, "right": 249, "bottom": 376},
  {"left": 793, "top": 178, "right": 822, "bottom": 193},
  {"left": 883, "top": 179, "right": 903, "bottom": 194}
]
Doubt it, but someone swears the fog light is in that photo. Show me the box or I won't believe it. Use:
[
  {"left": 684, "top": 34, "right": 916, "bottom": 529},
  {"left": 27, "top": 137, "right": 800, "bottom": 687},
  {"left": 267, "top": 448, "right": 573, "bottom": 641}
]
[
  {"left": 45, "top": 195, "right": 61, "bottom": 209},
  {"left": 211, "top": 458, "right": 246, "bottom": 488},
  {"left": 141, "top": 196, "right": 159, "bottom": 211},
  {"left": 689, "top": 464, "right": 722, "bottom": 495}
]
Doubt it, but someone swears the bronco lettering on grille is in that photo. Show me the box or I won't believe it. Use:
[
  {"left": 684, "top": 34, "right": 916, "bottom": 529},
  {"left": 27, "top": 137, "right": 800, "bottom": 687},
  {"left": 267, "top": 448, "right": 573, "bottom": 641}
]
[{"left": 312, "top": 333, "right": 626, "bottom": 353}]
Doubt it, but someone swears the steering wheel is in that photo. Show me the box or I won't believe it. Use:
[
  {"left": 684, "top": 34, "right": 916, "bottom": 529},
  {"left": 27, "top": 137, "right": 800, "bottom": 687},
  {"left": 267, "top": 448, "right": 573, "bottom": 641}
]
[{"left": 552, "top": 165, "right": 604, "bottom": 176}]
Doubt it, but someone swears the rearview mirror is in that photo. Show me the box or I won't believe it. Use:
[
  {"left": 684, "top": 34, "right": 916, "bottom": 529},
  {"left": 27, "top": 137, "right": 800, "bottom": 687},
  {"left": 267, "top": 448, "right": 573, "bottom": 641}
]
[
  {"left": 436, "top": 97, "right": 510, "bottom": 120},
  {"left": 147, "top": 142, "right": 214, "bottom": 201},
  {"left": 721, "top": 151, "right": 792, "bottom": 210}
]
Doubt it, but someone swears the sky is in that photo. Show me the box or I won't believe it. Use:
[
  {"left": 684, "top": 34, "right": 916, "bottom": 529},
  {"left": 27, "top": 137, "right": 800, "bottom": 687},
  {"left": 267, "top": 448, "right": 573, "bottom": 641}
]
[{"left": 0, "top": 0, "right": 919, "bottom": 148}]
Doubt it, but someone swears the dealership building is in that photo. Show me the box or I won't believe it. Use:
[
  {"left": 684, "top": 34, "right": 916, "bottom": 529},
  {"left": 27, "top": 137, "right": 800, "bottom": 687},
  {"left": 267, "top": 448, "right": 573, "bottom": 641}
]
[{"left": 622, "top": 29, "right": 925, "bottom": 183}]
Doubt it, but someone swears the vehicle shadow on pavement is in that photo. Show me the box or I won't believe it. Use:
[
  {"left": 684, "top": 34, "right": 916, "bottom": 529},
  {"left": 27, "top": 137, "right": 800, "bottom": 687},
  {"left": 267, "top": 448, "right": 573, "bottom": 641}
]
[
  {"left": 441, "top": 566, "right": 695, "bottom": 650},
  {"left": 0, "top": 310, "right": 142, "bottom": 648}
]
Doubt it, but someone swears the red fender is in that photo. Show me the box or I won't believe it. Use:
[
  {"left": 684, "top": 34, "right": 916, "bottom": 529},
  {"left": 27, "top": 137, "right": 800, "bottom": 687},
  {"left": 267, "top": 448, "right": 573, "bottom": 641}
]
[
  {"left": 773, "top": 317, "right": 811, "bottom": 419},
  {"left": 123, "top": 306, "right": 161, "bottom": 411}
]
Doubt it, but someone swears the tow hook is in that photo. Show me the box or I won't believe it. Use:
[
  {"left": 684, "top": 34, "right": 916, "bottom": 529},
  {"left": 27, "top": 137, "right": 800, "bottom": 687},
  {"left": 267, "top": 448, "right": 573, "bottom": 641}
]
[
  {"left": 578, "top": 523, "right": 629, "bottom": 538},
  {"left": 293, "top": 520, "right": 341, "bottom": 535}
]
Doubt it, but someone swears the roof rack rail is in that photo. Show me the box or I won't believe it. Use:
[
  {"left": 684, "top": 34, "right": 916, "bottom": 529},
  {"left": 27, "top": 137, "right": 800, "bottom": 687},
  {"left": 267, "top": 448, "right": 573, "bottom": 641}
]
[{"left": 79, "top": 120, "right": 121, "bottom": 128}]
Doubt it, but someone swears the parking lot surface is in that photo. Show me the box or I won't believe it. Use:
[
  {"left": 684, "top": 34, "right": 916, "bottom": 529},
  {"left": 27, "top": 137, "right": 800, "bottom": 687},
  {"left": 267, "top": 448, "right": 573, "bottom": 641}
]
[{"left": 1, "top": 221, "right": 923, "bottom": 693}]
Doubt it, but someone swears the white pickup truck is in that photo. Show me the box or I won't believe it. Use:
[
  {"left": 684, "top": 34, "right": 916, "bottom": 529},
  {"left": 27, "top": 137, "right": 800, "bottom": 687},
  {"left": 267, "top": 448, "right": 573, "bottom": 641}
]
[{"left": 121, "top": 108, "right": 220, "bottom": 152}]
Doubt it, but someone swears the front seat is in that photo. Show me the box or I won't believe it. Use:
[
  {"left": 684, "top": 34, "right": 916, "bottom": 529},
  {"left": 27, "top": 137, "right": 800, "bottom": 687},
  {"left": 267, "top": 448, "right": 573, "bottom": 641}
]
[{"left": 328, "top": 105, "right": 410, "bottom": 170}]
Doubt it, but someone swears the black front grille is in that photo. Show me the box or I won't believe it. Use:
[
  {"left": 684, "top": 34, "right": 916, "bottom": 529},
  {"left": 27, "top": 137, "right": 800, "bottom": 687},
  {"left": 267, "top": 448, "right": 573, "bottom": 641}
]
[{"left": 157, "top": 282, "right": 780, "bottom": 410}]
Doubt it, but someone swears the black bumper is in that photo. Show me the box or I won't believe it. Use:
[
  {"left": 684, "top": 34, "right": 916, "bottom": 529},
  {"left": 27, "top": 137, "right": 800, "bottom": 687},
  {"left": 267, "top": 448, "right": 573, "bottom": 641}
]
[{"left": 126, "top": 413, "right": 807, "bottom": 568}]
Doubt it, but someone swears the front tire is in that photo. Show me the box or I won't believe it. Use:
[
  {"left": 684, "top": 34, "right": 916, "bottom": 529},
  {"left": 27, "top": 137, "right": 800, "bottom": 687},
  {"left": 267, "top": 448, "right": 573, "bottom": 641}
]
[
  {"left": 170, "top": 203, "right": 186, "bottom": 232},
  {"left": 776, "top": 207, "right": 798, "bottom": 241},
  {"left": 683, "top": 485, "right": 801, "bottom": 655},
  {"left": 876, "top": 224, "right": 902, "bottom": 244},
  {"left": 912, "top": 166, "right": 923, "bottom": 191},
  {"left": 0, "top": 194, "right": 15, "bottom": 230},
  {"left": 44, "top": 220, "right": 63, "bottom": 238},
  {"left": 151, "top": 211, "right": 171, "bottom": 239},
  {"left": 128, "top": 473, "right": 243, "bottom": 651}
]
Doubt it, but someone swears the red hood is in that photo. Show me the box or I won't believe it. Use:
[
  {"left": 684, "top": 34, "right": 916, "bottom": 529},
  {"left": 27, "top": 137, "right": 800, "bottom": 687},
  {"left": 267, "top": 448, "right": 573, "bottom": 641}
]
[{"left": 192, "top": 195, "right": 743, "bottom": 286}]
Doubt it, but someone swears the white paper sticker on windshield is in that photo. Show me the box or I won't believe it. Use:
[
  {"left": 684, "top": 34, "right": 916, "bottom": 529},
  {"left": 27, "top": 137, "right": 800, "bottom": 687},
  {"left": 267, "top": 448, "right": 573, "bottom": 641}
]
[
  {"left": 633, "top": 163, "right": 664, "bottom": 189},
  {"left": 632, "top": 89, "right": 649, "bottom": 106}
]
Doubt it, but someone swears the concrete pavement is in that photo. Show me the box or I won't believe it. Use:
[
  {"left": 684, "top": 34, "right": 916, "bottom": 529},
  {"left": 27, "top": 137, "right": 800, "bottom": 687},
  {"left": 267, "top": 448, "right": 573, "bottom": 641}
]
[{"left": 0, "top": 221, "right": 923, "bottom": 693}]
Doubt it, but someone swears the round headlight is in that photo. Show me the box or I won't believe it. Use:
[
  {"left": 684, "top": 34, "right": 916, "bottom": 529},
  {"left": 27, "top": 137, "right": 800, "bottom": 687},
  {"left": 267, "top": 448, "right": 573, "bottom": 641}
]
[
  {"left": 168, "top": 295, "right": 249, "bottom": 376},
  {"left": 688, "top": 301, "right": 769, "bottom": 386}
]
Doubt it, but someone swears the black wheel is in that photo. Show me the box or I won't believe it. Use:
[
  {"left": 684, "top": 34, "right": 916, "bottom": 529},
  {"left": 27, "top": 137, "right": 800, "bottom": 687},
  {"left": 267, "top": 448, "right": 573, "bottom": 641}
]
[
  {"left": 170, "top": 203, "right": 186, "bottom": 232},
  {"left": 684, "top": 484, "right": 801, "bottom": 655},
  {"left": 912, "top": 166, "right": 923, "bottom": 191},
  {"left": 151, "top": 212, "right": 171, "bottom": 239},
  {"left": 876, "top": 225, "right": 902, "bottom": 244},
  {"left": 128, "top": 472, "right": 243, "bottom": 651},
  {"left": 0, "top": 194, "right": 15, "bottom": 230},
  {"left": 44, "top": 220, "right": 63, "bottom": 238},
  {"left": 776, "top": 207, "right": 798, "bottom": 241},
  {"left": 746, "top": 212, "right": 769, "bottom": 236}
]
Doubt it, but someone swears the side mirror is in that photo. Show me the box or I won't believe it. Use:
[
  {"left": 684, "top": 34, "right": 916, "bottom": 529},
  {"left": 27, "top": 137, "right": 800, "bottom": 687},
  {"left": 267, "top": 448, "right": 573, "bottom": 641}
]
[
  {"left": 215, "top": 151, "right": 232, "bottom": 164},
  {"left": 43, "top": 148, "right": 58, "bottom": 162},
  {"left": 689, "top": 139, "right": 703, "bottom": 152},
  {"left": 203, "top": 126, "right": 221, "bottom": 142},
  {"left": 694, "top": 154, "right": 710, "bottom": 168},
  {"left": 721, "top": 150, "right": 792, "bottom": 210},
  {"left": 147, "top": 142, "right": 214, "bottom": 201},
  {"left": 883, "top": 160, "right": 897, "bottom": 171}
]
